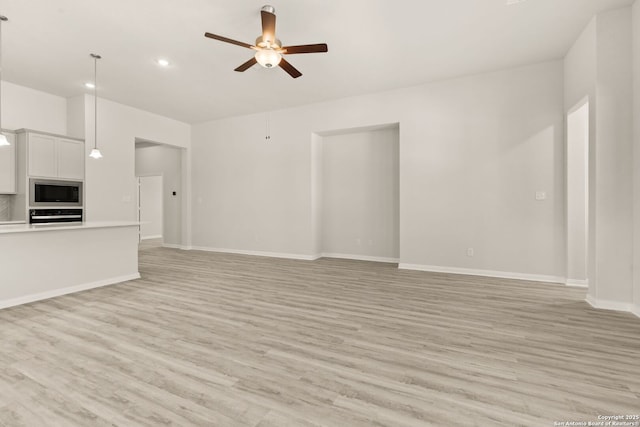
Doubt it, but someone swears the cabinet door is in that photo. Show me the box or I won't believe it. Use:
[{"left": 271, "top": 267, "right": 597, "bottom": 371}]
[
  {"left": 57, "top": 139, "right": 85, "bottom": 180},
  {"left": 0, "top": 133, "right": 16, "bottom": 193},
  {"left": 28, "top": 134, "right": 57, "bottom": 177}
]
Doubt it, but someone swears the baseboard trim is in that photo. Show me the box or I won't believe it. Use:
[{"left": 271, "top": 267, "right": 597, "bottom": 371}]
[
  {"left": 141, "top": 235, "right": 162, "bottom": 241},
  {"left": 565, "top": 279, "right": 589, "bottom": 288},
  {"left": 0, "top": 273, "right": 141, "bottom": 310},
  {"left": 397, "top": 263, "right": 564, "bottom": 284},
  {"left": 190, "top": 246, "right": 318, "bottom": 261},
  {"left": 320, "top": 253, "right": 399, "bottom": 263},
  {"left": 585, "top": 294, "right": 639, "bottom": 318},
  {"left": 162, "top": 243, "right": 191, "bottom": 250}
]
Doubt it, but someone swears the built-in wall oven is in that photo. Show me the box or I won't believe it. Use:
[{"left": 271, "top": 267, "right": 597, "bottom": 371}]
[
  {"left": 29, "top": 179, "right": 83, "bottom": 224},
  {"left": 29, "top": 208, "right": 83, "bottom": 224}
]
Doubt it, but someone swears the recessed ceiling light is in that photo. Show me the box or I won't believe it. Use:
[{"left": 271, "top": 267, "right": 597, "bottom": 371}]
[
  {"left": 85, "top": 82, "right": 95, "bottom": 89},
  {"left": 157, "top": 59, "right": 170, "bottom": 67},
  {"left": 506, "top": 0, "right": 526, "bottom": 4}
]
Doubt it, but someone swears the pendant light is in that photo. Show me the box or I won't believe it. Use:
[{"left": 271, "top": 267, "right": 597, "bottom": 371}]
[
  {"left": 0, "top": 16, "right": 9, "bottom": 147},
  {"left": 89, "top": 53, "right": 103, "bottom": 159}
]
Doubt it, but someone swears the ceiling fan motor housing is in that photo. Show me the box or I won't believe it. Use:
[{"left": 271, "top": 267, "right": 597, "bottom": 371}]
[
  {"left": 261, "top": 5, "right": 276, "bottom": 14},
  {"left": 255, "top": 35, "right": 281, "bottom": 49}
]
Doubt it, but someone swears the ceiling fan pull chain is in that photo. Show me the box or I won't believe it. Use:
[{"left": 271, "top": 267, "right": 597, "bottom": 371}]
[{"left": 265, "top": 112, "right": 271, "bottom": 141}]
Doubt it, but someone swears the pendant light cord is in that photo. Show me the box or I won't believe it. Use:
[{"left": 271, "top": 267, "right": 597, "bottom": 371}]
[{"left": 92, "top": 54, "right": 99, "bottom": 150}]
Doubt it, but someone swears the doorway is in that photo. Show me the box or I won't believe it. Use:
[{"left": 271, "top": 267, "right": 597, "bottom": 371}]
[
  {"left": 138, "top": 175, "right": 163, "bottom": 244},
  {"left": 135, "top": 140, "right": 186, "bottom": 249}
]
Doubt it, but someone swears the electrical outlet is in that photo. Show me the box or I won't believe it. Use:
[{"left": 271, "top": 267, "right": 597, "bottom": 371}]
[
  {"left": 467, "top": 248, "right": 474, "bottom": 257},
  {"left": 535, "top": 191, "right": 547, "bottom": 201}
]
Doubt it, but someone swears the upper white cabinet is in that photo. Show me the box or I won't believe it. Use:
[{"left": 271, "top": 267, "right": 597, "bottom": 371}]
[
  {"left": 56, "top": 138, "right": 85, "bottom": 180},
  {"left": 25, "top": 131, "right": 85, "bottom": 180},
  {"left": 28, "top": 134, "right": 56, "bottom": 178},
  {"left": 0, "top": 132, "right": 17, "bottom": 194}
]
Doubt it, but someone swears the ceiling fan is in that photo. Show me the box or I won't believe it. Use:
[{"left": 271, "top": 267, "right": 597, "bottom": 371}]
[{"left": 204, "top": 5, "right": 328, "bottom": 79}]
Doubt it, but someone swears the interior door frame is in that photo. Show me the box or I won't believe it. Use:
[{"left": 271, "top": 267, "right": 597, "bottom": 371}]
[{"left": 136, "top": 173, "right": 164, "bottom": 244}]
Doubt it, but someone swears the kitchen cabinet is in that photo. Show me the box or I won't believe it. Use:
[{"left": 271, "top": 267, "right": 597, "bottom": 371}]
[
  {"left": 0, "top": 131, "right": 16, "bottom": 194},
  {"left": 25, "top": 131, "right": 85, "bottom": 180},
  {"left": 56, "top": 139, "right": 85, "bottom": 179},
  {"left": 28, "top": 134, "right": 56, "bottom": 178}
]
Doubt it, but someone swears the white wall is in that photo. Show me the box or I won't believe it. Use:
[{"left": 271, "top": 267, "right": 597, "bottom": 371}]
[
  {"left": 66, "top": 95, "right": 85, "bottom": 139},
  {"left": 135, "top": 144, "right": 183, "bottom": 245},
  {"left": 320, "top": 126, "right": 399, "bottom": 261},
  {"left": 192, "top": 60, "right": 565, "bottom": 279},
  {"left": 399, "top": 63, "right": 564, "bottom": 278},
  {"left": 138, "top": 175, "right": 163, "bottom": 239},
  {"left": 191, "top": 113, "right": 313, "bottom": 256},
  {"left": 564, "top": 17, "right": 598, "bottom": 295},
  {"left": 565, "top": 7, "right": 635, "bottom": 310},
  {"left": 80, "top": 95, "right": 191, "bottom": 225},
  {"left": 566, "top": 102, "right": 589, "bottom": 284},
  {"left": 564, "top": 18, "right": 597, "bottom": 112},
  {"left": 633, "top": 0, "right": 640, "bottom": 315},
  {"left": 1, "top": 81, "right": 67, "bottom": 134},
  {"left": 593, "top": 7, "right": 634, "bottom": 305}
]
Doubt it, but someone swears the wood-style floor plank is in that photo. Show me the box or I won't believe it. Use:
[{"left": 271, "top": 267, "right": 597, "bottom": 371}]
[{"left": 0, "top": 246, "right": 639, "bottom": 426}]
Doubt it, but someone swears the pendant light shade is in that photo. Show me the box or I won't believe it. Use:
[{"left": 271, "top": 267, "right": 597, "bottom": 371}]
[
  {"left": 0, "top": 16, "right": 9, "bottom": 147},
  {"left": 89, "top": 53, "right": 103, "bottom": 159}
]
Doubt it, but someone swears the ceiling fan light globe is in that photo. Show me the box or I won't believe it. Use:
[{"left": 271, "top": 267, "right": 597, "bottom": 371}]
[{"left": 255, "top": 49, "right": 282, "bottom": 68}]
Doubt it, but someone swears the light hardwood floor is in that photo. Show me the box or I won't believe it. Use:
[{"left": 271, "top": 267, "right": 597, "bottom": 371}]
[{"left": 0, "top": 247, "right": 639, "bottom": 426}]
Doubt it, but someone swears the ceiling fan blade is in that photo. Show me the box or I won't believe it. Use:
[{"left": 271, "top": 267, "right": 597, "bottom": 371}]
[
  {"left": 279, "top": 58, "right": 302, "bottom": 79},
  {"left": 204, "top": 32, "right": 254, "bottom": 49},
  {"left": 234, "top": 57, "right": 258, "bottom": 72},
  {"left": 282, "top": 44, "right": 328, "bottom": 54},
  {"left": 261, "top": 10, "right": 276, "bottom": 43}
]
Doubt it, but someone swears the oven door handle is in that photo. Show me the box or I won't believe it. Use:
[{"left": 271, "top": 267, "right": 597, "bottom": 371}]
[{"left": 31, "top": 215, "right": 83, "bottom": 220}]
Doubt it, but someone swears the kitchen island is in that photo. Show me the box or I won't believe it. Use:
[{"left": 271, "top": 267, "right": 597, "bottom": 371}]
[{"left": 0, "top": 221, "right": 140, "bottom": 309}]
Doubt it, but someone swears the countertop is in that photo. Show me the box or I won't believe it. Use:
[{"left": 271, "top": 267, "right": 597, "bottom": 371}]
[{"left": 0, "top": 221, "right": 139, "bottom": 235}]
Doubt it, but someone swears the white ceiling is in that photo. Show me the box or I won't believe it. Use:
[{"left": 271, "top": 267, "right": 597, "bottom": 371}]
[{"left": 0, "top": 0, "right": 634, "bottom": 124}]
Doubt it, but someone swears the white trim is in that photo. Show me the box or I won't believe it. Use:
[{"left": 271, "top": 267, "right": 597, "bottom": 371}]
[
  {"left": 141, "top": 235, "right": 162, "bottom": 241},
  {"left": 0, "top": 273, "right": 141, "bottom": 310},
  {"left": 190, "top": 246, "right": 319, "bottom": 261},
  {"left": 631, "top": 305, "right": 640, "bottom": 319},
  {"left": 320, "top": 253, "right": 399, "bottom": 263},
  {"left": 162, "top": 243, "right": 191, "bottom": 250},
  {"left": 585, "top": 294, "right": 635, "bottom": 313},
  {"left": 565, "top": 278, "right": 588, "bottom": 288},
  {"left": 397, "top": 263, "right": 564, "bottom": 284}
]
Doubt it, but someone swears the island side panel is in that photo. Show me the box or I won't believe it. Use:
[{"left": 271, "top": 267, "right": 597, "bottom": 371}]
[{"left": 0, "top": 225, "right": 139, "bottom": 307}]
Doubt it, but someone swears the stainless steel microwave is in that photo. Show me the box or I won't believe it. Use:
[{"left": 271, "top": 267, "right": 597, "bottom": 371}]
[{"left": 30, "top": 179, "right": 83, "bottom": 207}]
